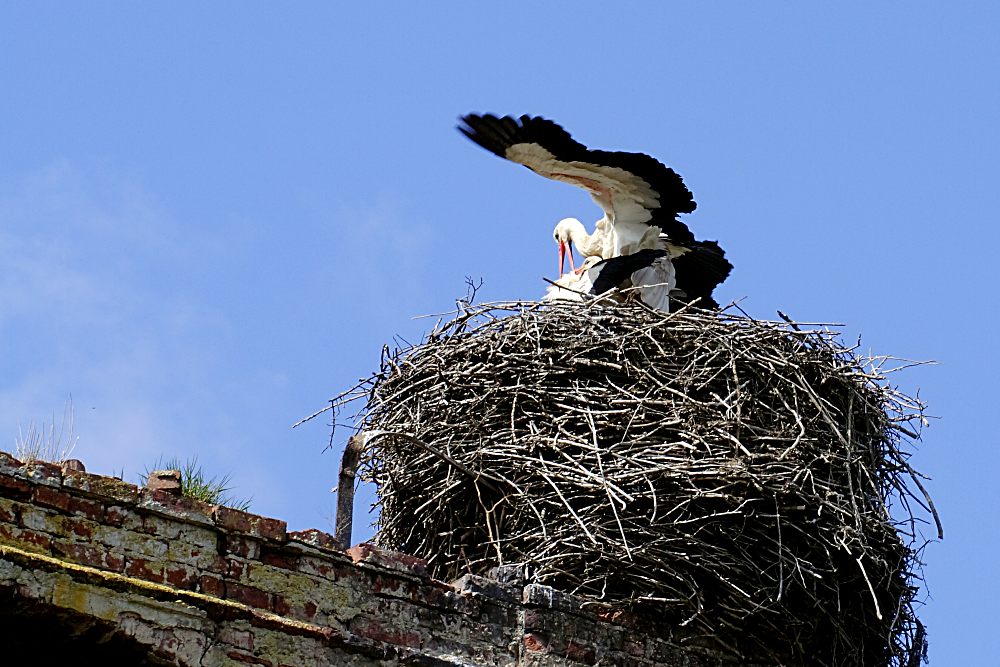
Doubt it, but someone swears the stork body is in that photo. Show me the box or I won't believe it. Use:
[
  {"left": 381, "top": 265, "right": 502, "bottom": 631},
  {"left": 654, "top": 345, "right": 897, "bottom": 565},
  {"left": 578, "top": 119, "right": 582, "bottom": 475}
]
[
  {"left": 544, "top": 249, "right": 675, "bottom": 312},
  {"left": 544, "top": 255, "right": 603, "bottom": 302}
]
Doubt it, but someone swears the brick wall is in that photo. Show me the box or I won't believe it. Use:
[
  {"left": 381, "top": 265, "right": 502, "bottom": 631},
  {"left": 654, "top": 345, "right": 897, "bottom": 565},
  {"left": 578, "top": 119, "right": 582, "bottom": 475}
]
[{"left": 0, "top": 451, "right": 724, "bottom": 666}]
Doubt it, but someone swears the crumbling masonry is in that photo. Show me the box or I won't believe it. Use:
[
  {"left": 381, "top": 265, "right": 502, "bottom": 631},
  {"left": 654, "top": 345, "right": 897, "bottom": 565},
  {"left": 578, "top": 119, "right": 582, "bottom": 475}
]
[{"left": 0, "top": 452, "right": 717, "bottom": 666}]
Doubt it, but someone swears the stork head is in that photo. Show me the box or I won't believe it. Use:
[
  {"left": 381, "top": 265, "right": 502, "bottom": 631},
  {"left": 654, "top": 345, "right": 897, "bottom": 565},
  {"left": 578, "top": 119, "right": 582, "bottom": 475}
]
[
  {"left": 553, "top": 217, "right": 587, "bottom": 244},
  {"left": 553, "top": 217, "right": 586, "bottom": 275}
]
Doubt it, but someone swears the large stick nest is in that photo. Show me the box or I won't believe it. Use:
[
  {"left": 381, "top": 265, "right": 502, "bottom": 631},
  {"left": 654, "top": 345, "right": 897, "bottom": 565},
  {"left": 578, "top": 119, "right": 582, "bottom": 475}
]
[{"left": 329, "top": 300, "right": 936, "bottom": 666}]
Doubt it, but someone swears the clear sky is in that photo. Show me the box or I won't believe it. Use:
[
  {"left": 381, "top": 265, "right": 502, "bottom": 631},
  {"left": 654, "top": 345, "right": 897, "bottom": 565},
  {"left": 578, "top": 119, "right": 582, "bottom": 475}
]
[{"left": 1, "top": 3, "right": 996, "bottom": 662}]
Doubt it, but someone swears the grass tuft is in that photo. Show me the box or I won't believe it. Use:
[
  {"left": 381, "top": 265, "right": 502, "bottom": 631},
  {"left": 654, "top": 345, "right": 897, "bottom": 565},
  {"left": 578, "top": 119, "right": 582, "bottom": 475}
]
[{"left": 141, "top": 455, "right": 252, "bottom": 511}]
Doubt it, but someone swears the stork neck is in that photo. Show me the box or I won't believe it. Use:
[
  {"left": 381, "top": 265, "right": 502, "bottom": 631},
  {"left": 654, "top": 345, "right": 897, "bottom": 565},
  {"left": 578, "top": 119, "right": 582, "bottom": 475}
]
[
  {"left": 567, "top": 220, "right": 602, "bottom": 255},
  {"left": 570, "top": 225, "right": 594, "bottom": 247}
]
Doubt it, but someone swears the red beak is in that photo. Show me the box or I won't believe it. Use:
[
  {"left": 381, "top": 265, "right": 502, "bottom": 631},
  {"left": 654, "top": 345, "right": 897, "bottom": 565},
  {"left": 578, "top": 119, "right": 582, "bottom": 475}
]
[
  {"left": 558, "top": 241, "right": 567, "bottom": 276},
  {"left": 567, "top": 240, "right": 577, "bottom": 272}
]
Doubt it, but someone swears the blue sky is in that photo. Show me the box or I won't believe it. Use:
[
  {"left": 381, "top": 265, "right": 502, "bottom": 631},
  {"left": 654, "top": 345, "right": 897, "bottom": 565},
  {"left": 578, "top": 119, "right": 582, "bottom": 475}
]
[{"left": 1, "top": 3, "right": 996, "bottom": 662}]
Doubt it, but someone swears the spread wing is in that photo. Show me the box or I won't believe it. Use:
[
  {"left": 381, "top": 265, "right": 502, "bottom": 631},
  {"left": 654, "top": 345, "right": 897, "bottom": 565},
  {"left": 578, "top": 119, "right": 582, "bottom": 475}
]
[{"left": 458, "top": 114, "right": 697, "bottom": 246}]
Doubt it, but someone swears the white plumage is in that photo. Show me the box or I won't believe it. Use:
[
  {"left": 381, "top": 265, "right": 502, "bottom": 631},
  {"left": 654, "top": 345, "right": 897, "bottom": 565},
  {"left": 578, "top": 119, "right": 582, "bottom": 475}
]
[{"left": 543, "top": 249, "right": 676, "bottom": 311}]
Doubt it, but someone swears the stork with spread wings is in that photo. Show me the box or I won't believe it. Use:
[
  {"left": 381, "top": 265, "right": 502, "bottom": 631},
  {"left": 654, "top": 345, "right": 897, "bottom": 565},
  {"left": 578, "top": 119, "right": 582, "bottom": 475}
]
[{"left": 458, "top": 113, "right": 732, "bottom": 310}]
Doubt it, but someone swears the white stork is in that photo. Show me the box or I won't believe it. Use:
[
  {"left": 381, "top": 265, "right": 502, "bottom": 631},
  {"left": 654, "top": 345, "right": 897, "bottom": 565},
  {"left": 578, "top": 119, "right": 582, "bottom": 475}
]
[
  {"left": 544, "top": 249, "right": 676, "bottom": 312},
  {"left": 459, "top": 113, "right": 733, "bottom": 309}
]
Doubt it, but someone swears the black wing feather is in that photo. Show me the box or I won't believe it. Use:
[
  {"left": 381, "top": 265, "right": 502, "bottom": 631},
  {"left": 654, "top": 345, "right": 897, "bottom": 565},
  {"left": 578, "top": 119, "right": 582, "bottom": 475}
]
[
  {"left": 670, "top": 241, "right": 733, "bottom": 310},
  {"left": 589, "top": 249, "right": 669, "bottom": 295}
]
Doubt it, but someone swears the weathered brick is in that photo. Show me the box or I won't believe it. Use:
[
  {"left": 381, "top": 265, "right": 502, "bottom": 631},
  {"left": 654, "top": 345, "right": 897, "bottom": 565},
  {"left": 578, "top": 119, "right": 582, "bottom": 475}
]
[
  {"left": 60, "top": 459, "right": 86, "bottom": 473},
  {"left": 287, "top": 528, "right": 338, "bottom": 551},
  {"left": 214, "top": 505, "right": 253, "bottom": 533},
  {"left": 23, "top": 460, "right": 62, "bottom": 486},
  {"left": 451, "top": 573, "right": 517, "bottom": 603},
  {"left": 225, "top": 535, "right": 261, "bottom": 560},
  {"left": 199, "top": 574, "right": 226, "bottom": 597},
  {"left": 217, "top": 627, "right": 254, "bottom": 651},
  {"left": 33, "top": 485, "right": 71, "bottom": 512},
  {"left": 104, "top": 504, "right": 130, "bottom": 526},
  {"left": 141, "top": 512, "right": 183, "bottom": 538},
  {"left": 214, "top": 507, "right": 286, "bottom": 542},
  {"left": 225, "top": 651, "right": 273, "bottom": 666},
  {"left": 252, "top": 516, "right": 286, "bottom": 542},
  {"left": 165, "top": 565, "right": 197, "bottom": 589},
  {"left": 228, "top": 582, "right": 271, "bottom": 610},
  {"left": 599, "top": 626, "right": 625, "bottom": 653},
  {"left": 524, "top": 583, "right": 580, "bottom": 612},
  {"left": 145, "top": 469, "right": 182, "bottom": 494},
  {"left": 125, "top": 557, "right": 165, "bottom": 583},
  {"left": 63, "top": 471, "right": 140, "bottom": 505},
  {"left": 651, "top": 639, "right": 684, "bottom": 662},
  {"left": 524, "top": 632, "right": 548, "bottom": 652},
  {"left": 372, "top": 573, "right": 418, "bottom": 598},
  {"left": 271, "top": 595, "right": 291, "bottom": 617},
  {"left": 0, "top": 476, "right": 32, "bottom": 501},
  {"left": 68, "top": 495, "right": 104, "bottom": 522},
  {"left": 0, "top": 450, "right": 21, "bottom": 472},
  {"left": 228, "top": 558, "right": 248, "bottom": 580},
  {"left": 163, "top": 537, "right": 219, "bottom": 571},
  {"left": 261, "top": 550, "right": 299, "bottom": 571},
  {"left": 63, "top": 515, "right": 95, "bottom": 539},
  {"left": 348, "top": 543, "right": 428, "bottom": 576},
  {"left": 15, "top": 504, "right": 51, "bottom": 532},
  {"left": 0, "top": 523, "right": 52, "bottom": 551},
  {"left": 107, "top": 551, "right": 127, "bottom": 571},
  {"left": 0, "top": 497, "right": 18, "bottom": 523},
  {"left": 51, "top": 540, "right": 125, "bottom": 572},
  {"left": 351, "top": 616, "right": 422, "bottom": 648},
  {"left": 141, "top": 489, "right": 214, "bottom": 525},
  {"left": 205, "top": 554, "right": 229, "bottom": 575},
  {"left": 123, "top": 536, "right": 169, "bottom": 559},
  {"left": 296, "top": 554, "right": 342, "bottom": 580}
]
